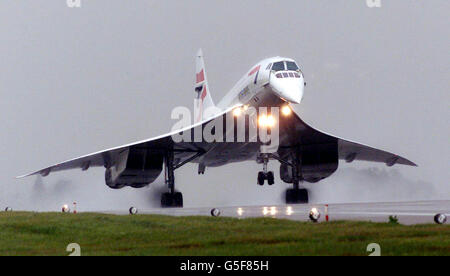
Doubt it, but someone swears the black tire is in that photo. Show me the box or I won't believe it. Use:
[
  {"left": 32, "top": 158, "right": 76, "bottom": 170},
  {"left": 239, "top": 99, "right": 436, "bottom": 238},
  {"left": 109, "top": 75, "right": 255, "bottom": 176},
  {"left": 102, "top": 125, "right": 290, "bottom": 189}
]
[
  {"left": 161, "top": 192, "right": 183, "bottom": 208},
  {"left": 257, "top": 172, "right": 266, "bottom": 186},
  {"left": 299, "top": 189, "right": 309, "bottom": 203},
  {"left": 285, "top": 188, "right": 309, "bottom": 204},
  {"left": 267, "top": 171, "right": 275, "bottom": 185},
  {"left": 174, "top": 192, "right": 183, "bottom": 208},
  {"left": 161, "top": 193, "right": 173, "bottom": 208}
]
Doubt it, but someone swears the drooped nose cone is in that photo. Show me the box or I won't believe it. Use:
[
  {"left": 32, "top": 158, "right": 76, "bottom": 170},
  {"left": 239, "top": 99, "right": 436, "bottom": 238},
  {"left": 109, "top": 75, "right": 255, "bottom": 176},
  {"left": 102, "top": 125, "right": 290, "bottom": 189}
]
[{"left": 270, "top": 73, "right": 304, "bottom": 104}]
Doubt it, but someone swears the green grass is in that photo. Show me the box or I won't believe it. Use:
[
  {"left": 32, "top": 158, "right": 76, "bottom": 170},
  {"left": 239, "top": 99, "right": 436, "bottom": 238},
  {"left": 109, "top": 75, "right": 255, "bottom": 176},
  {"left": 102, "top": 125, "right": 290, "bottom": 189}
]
[{"left": 0, "top": 212, "right": 448, "bottom": 256}]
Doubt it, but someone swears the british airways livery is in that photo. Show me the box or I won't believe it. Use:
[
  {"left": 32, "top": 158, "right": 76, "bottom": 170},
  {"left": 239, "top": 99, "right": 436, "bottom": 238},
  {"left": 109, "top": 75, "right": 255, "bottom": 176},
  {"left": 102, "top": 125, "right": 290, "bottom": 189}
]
[{"left": 18, "top": 49, "right": 416, "bottom": 208}]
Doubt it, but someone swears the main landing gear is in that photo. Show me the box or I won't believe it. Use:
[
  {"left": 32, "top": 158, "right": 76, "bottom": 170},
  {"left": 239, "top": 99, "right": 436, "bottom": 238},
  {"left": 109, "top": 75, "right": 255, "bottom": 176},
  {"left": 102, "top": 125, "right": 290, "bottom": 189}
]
[
  {"left": 285, "top": 155, "right": 308, "bottom": 204},
  {"left": 286, "top": 184, "right": 309, "bottom": 204},
  {"left": 161, "top": 151, "right": 183, "bottom": 208},
  {"left": 257, "top": 154, "right": 274, "bottom": 186},
  {"left": 259, "top": 153, "right": 309, "bottom": 204},
  {"left": 160, "top": 150, "right": 204, "bottom": 208}
]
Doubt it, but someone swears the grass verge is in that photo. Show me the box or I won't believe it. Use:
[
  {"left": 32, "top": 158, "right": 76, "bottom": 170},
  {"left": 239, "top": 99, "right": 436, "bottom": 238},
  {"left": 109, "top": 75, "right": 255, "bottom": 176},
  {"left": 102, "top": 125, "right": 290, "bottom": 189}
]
[{"left": 0, "top": 212, "right": 448, "bottom": 256}]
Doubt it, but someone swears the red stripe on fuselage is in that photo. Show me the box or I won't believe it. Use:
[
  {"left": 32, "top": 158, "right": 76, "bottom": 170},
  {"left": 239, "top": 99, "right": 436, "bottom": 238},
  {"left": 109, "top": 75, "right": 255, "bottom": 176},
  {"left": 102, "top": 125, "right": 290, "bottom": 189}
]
[{"left": 248, "top": 65, "right": 261, "bottom": 76}]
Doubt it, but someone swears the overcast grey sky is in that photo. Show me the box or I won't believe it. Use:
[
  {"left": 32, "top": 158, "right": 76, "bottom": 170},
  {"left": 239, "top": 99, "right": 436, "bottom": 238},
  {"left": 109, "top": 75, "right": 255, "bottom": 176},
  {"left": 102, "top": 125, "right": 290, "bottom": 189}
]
[{"left": 1, "top": 0, "right": 448, "bottom": 211}]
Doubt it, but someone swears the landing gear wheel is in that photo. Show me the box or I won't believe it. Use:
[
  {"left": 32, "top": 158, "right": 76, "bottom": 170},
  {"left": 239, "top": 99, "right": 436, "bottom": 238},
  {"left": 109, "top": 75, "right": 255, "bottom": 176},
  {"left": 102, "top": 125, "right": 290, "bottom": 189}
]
[
  {"left": 161, "top": 192, "right": 183, "bottom": 208},
  {"left": 267, "top": 171, "right": 275, "bottom": 185},
  {"left": 257, "top": 172, "right": 266, "bottom": 186},
  {"left": 286, "top": 188, "right": 309, "bottom": 204},
  {"left": 174, "top": 192, "right": 183, "bottom": 207},
  {"left": 161, "top": 193, "right": 173, "bottom": 207}
]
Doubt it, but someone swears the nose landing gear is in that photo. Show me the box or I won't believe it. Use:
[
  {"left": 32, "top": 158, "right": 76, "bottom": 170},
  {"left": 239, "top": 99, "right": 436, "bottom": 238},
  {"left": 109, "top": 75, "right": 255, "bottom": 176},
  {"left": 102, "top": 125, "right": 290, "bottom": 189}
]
[{"left": 257, "top": 154, "right": 275, "bottom": 186}]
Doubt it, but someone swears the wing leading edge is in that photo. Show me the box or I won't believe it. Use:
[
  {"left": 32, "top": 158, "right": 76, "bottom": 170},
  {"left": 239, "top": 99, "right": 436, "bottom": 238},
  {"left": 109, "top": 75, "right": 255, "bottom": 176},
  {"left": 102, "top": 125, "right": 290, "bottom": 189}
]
[
  {"left": 17, "top": 106, "right": 240, "bottom": 179},
  {"left": 290, "top": 111, "right": 417, "bottom": 167},
  {"left": 18, "top": 105, "right": 416, "bottom": 179}
]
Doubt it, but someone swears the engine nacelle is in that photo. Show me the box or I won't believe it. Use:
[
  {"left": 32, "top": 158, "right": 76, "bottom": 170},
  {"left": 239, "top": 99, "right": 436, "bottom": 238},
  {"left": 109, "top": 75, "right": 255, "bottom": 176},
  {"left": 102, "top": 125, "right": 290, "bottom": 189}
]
[
  {"left": 105, "top": 147, "right": 163, "bottom": 189},
  {"left": 279, "top": 142, "right": 339, "bottom": 184}
]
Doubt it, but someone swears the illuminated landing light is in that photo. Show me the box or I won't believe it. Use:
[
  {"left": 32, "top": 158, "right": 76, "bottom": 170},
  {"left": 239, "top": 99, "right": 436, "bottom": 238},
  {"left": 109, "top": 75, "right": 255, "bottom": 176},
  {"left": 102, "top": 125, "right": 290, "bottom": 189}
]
[
  {"left": 233, "top": 107, "right": 242, "bottom": 117},
  {"left": 262, "top": 207, "right": 269, "bottom": 216},
  {"left": 237, "top": 208, "right": 244, "bottom": 217},
  {"left": 270, "top": 206, "right": 277, "bottom": 216},
  {"left": 309, "top": 208, "right": 321, "bottom": 222},
  {"left": 281, "top": 105, "right": 292, "bottom": 116},
  {"left": 62, "top": 204, "right": 70, "bottom": 213},
  {"left": 286, "top": 206, "right": 293, "bottom": 216},
  {"left": 258, "top": 115, "right": 276, "bottom": 127}
]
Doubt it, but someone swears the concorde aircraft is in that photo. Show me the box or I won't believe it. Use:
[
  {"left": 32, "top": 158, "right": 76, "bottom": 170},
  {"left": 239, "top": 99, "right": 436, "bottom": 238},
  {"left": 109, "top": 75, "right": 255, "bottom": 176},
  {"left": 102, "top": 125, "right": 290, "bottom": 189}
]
[{"left": 18, "top": 49, "right": 416, "bottom": 207}]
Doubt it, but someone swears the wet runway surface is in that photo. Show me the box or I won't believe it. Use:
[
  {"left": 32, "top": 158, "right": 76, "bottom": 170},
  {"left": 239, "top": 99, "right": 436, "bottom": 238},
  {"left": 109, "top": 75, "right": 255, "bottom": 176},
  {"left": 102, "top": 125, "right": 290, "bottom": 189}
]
[{"left": 103, "top": 200, "right": 450, "bottom": 225}]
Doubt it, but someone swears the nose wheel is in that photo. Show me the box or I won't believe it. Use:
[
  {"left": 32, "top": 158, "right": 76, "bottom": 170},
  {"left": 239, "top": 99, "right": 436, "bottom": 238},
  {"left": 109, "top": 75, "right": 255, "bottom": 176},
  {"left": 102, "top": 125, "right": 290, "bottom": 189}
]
[
  {"left": 257, "top": 171, "right": 274, "bottom": 186},
  {"left": 257, "top": 154, "right": 275, "bottom": 186}
]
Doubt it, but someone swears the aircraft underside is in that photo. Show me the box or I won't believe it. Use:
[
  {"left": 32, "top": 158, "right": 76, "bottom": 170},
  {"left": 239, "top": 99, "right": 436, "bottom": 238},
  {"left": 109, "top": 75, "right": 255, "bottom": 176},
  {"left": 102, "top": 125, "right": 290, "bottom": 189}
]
[{"left": 105, "top": 89, "right": 341, "bottom": 207}]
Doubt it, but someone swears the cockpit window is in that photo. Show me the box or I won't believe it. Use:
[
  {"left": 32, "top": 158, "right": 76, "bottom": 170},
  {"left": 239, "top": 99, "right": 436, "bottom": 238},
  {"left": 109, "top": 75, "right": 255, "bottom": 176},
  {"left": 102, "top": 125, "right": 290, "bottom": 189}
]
[
  {"left": 286, "top": 61, "right": 299, "bottom": 71},
  {"left": 272, "top": 61, "right": 285, "bottom": 71}
]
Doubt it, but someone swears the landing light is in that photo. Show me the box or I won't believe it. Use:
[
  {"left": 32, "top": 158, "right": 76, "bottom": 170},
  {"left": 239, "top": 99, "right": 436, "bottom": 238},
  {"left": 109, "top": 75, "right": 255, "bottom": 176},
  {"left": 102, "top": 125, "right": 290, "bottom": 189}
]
[
  {"left": 281, "top": 105, "right": 292, "bottom": 116},
  {"left": 233, "top": 107, "right": 242, "bottom": 117},
  {"left": 258, "top": 115, "right": 276, "bottom": 127}
]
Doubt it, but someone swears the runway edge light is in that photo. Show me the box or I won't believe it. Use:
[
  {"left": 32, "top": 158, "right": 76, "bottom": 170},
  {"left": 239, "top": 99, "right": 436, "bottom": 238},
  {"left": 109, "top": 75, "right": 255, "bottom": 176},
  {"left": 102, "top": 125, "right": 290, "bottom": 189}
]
[
  {"left": 434, "top": 214, "right": 447, "bottom": 224},
  {"left": 309, "top": 208, "right": 320, "bottom": 222},
  {"left": 62, "top": 204, "right": 70, "bottom": 213},
  {"left": 211, "top": 208, "right": 221, "bottom": 217},
  {"left": 129, "top": 207, "right": 138, "bottom": 215}
]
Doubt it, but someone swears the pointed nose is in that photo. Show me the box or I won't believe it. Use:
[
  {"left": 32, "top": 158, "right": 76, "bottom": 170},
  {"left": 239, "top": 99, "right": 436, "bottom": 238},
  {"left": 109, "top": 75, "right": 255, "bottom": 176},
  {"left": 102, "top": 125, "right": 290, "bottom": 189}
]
[{"left": 270, "top": 73, "right": 304, "bottom": 104}]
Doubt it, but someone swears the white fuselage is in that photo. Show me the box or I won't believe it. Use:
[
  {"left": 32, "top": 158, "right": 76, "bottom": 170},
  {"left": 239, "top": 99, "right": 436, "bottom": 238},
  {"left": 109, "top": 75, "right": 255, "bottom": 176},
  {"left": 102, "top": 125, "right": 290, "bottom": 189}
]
[
  {"left": 199, "top": 57, "right": 306, "bottom": 167},
  {"left": 217, "top": 57, "right": 305, "bottom": 111}
]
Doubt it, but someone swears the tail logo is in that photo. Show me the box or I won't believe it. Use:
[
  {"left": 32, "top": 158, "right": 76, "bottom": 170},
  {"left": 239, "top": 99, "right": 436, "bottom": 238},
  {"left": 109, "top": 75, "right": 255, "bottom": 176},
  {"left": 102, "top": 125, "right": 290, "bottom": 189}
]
[{"left": 196, "top": 69, "right": 205, "bottom": 84}]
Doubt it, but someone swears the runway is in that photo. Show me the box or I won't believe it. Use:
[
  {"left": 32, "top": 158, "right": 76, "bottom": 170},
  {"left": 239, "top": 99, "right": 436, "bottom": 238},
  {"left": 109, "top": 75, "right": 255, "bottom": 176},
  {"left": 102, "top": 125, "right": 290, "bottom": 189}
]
[{"left": 104, "top": 200, "right": 450, "bottom": 225}]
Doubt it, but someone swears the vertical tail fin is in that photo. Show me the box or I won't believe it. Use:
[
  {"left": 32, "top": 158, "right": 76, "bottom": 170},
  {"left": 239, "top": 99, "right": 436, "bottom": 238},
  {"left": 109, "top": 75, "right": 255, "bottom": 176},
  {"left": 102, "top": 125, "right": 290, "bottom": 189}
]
[{"left": 194, "top": 49, "right": 216, "bottom": 123}]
